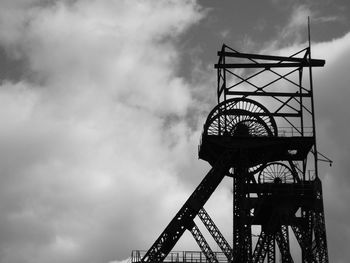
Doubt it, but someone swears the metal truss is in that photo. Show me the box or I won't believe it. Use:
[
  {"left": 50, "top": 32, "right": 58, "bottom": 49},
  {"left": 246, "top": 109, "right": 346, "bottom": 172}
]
[
  {"left": 314, "top": 211, "right": 328, "bottom": 263},
  {"left": 291, "top": 224, "right": 315, "bottom": 263},
  {"left": 252, "top": 230, "right": 269, "bottom": 262},
  {"left": 140, "top": 157, "right": 230, "bottom": 263},
  {"left": 198, "top": 208, "right": 233, "bottom": 261},
  {"left": 251, "top": 209, "right": 279, "bottom": 263},
  {"left": 267, "top": 234, "right": 276, "bottom": 263},
  {"left": 190, "top": 223, "right": 219, "bottom": 263},
  {"left": 275, "top": 226, "right": 293, "bottom": 263},
  {"left": 289, "top": 179, "right": 328, "bottom": 263}
]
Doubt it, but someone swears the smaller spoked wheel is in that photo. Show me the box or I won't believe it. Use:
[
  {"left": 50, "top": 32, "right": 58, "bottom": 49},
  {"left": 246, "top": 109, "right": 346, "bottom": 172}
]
[{"left": 258, "top": 162, "right": 296, "bottom": 184}]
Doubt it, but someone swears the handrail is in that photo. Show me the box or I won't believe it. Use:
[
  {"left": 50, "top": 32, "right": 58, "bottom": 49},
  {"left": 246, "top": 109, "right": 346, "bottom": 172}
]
[{"left": 131, "top": 250, "right": 229, "bottom": 263}]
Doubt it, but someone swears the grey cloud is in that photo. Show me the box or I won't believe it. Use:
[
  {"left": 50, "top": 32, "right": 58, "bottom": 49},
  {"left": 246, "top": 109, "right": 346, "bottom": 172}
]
[
  {"left": 263, "top": 32, "right": 350, "bottom": 263},
  {"left": 311, "top": 34, "right": 350, "bottom": 263}
]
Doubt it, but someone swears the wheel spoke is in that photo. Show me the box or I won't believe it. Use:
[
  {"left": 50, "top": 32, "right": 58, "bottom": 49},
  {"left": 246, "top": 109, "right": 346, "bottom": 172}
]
[{"left": 258, "top": 162, "right": 295, "bottom": 184}]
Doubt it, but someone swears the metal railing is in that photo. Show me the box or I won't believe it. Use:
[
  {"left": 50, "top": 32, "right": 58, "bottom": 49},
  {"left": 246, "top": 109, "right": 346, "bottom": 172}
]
[
  {"left": 277, "top": 126, "right": 313, "bottom": 137},
  {"left": 131, "top": 250, "right": 229, "bottom": 263},
  {"left": 199, "top": 124, "right": 313, "bottom": 138}
]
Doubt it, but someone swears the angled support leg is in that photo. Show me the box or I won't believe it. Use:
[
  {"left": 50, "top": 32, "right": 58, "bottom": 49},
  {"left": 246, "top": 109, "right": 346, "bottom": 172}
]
[
  {"left": 276, "top": 226, "right": 294, "bottom": 263},
  {"left": 252, "top": 230, "right": 269, "bottom": 263},
  {"left": 291, "top": 224, "right": 316, "bottom": 263},
  {"left": 198, "top": 207, "right": 233, "bottom": 262},
  {"left": 267, "top": 233, "right": 275, "bottom": 263},
  {"left": 190, "top": 223, "right": 219, "bottom": 263},
  {"left": 141, "top": 158, "right": 229, "bottom": 263}
]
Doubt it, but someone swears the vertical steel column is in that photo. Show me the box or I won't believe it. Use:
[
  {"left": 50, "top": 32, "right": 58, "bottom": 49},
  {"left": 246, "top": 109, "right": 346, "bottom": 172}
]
[
  {"left": 233, "top": 167, "right": 251, "bottom": 263},
  {"left": 313, "top": 178, "right": 329, "bottom": 263}
]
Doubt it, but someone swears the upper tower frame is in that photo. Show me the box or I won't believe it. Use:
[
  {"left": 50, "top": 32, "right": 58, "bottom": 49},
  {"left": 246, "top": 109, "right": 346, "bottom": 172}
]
[{"left": 214, "top": 43, "right": 325, "bottom": 179}]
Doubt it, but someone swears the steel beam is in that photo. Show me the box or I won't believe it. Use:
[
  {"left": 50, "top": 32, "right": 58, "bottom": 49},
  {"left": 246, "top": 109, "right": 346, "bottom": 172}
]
[
  {"left": 225, "top": 91, "right": 312, "bottom": 97},
  {"left": 190, "top": 223, "right": 219, "bottom": 263},
  {"left": 198, "top": 208, "right": 233, "bottom": 262},
  {"left": 276, "top": 226, "right": 294, "bottom": 263},
  {"left": 141, "top": 160, "right": 229, "bottom": 263},
  {"left": 217, "top": 51, "right": 325, "bottom": 67},
  {"left": 215, "top": 62, "right": 324, "bottom": 69}
]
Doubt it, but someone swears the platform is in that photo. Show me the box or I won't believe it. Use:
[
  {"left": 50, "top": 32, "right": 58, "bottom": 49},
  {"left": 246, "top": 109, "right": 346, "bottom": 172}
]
[{"left": 198, "top": 135, "right": 314, "bottom": 167}]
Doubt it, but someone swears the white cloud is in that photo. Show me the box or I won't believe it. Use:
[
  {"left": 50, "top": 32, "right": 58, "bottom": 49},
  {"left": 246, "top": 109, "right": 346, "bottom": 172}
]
[{"left": 0, "top": 1, "right": 206, "bottom": 262}]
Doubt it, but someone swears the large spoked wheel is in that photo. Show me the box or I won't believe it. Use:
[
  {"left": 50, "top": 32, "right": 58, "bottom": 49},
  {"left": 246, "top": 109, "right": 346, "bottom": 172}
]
[
  {"left": 204, "top": 98, "right": 277, "bottom": 137},
  {"left": 258, "top": 162, "right": 296, "bottom": 184}
]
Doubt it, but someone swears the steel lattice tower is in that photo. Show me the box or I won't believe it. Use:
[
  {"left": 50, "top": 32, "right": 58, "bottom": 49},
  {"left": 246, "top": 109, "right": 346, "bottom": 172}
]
[{"left": 131, "top": 42, "right": 330, "bottom": 263}]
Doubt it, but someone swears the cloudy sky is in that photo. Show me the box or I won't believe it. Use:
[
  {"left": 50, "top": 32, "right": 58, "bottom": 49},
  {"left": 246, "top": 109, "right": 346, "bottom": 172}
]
[{"left": 0, "top": 0, "right": 349, "bottom": 262}]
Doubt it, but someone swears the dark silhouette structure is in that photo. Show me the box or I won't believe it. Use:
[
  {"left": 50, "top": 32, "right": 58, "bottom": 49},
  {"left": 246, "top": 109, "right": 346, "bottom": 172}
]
[{"left": 131, "top": 42, "right": 330, "bottom": 263}]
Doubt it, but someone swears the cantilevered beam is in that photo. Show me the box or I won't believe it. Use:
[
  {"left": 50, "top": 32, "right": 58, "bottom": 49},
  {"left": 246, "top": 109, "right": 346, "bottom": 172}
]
[
  {"left": 215, "top": 62, "right": 324, "bottom": 69},
  {"left": 217, "top": 51, "right": 325, "bottom": 66}
]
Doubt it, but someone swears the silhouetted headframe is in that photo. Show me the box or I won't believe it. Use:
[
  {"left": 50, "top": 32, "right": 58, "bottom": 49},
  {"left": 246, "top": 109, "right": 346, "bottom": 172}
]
[{"left": 131, "top": 39, "right": 330, "bottom": 263}]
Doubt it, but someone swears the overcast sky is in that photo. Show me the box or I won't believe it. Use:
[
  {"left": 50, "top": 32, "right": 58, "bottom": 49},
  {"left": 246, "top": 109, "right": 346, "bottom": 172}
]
[{"left": 0, "top": 1, "right": 349, "bottom": 263}]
